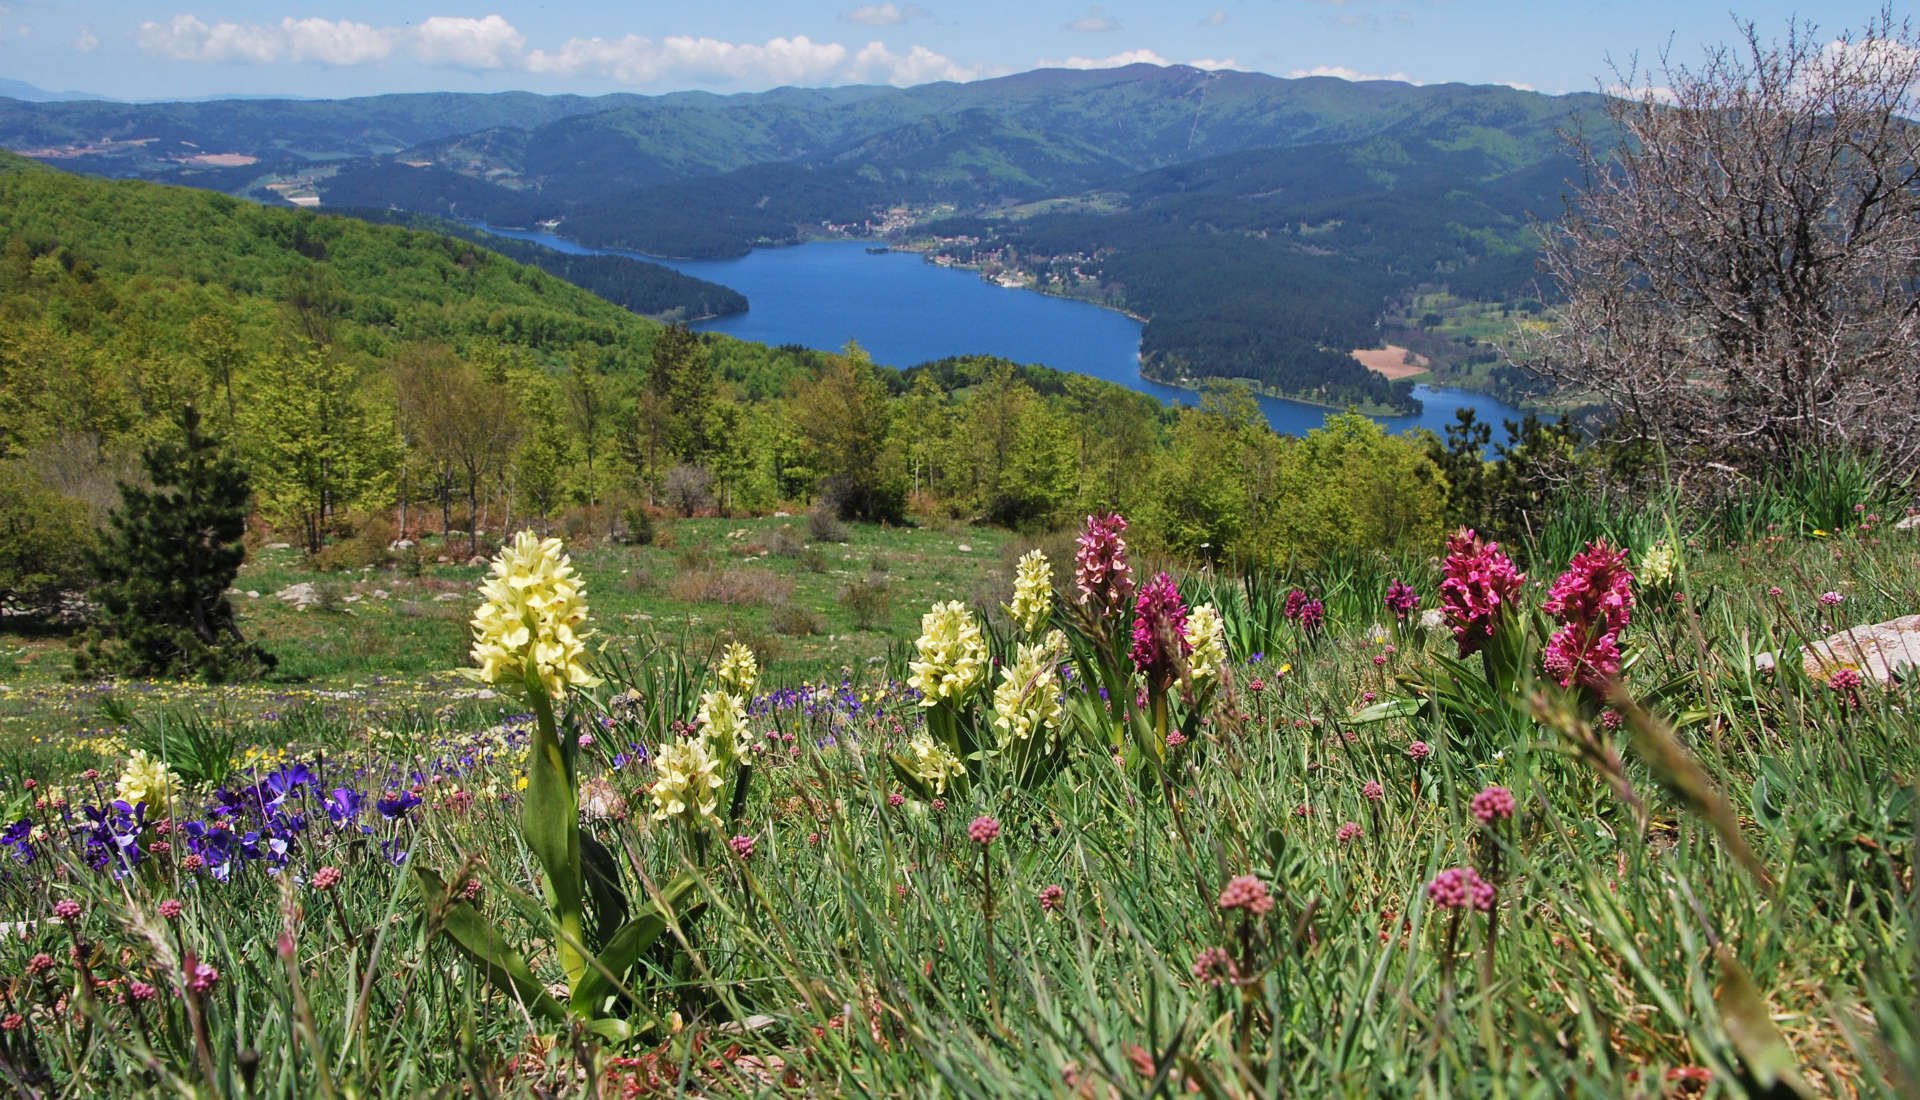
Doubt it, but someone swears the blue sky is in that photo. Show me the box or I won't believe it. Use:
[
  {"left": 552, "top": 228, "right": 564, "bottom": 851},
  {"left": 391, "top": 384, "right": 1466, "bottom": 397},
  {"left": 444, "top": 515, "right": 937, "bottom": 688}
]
[{"left": 0, "top": 2, "right": 1900, "bottom": 101}]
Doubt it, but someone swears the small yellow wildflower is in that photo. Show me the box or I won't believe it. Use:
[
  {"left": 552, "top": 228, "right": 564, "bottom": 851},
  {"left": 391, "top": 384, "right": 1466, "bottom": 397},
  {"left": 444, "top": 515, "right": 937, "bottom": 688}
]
[
  {"left": 649, "top": 736, "right": 724, "bottom": 825},
  {"left": 992, "top": 634, "right": 1066, "bottom": 745},
  {"left": 464, "top": 530, "right": 600, "bottom": 699},
  {"left": 904, "top": 731, "right": 966, "bottom": 795},
  {"left": 696, "top": 690, "right": 753, "bottom": 764},
  {"left": 114, "top": 749, "right": 180, "bottom": 811},
  {"left": 715, "top": 643, "right": 759, "bottom": 698},
  {"left": 1006, "top": 549, "right": 1054, "bottom": 635},
  {"left": 1639, "top": 540, "right": 1679, "bottom": 589},
  {"left": 907, "top": 600, "right": 988, "bottom": 705},
  {"left": 1184, "top": 605, "right": 1229, "bottom": 685}
]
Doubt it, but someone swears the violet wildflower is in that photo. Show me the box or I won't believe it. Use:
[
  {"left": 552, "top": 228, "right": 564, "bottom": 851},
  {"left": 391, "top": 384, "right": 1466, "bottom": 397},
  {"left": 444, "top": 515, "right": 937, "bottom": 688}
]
[
  {"left": 1426, "top": 866, "right": 1495, "bottom": 912},
  {"left": 1470, "top": 786, "right": 1516, "bottom": 824},
  {"left": 1073, "top": 512, "right": 1135, "bottom": 616},
  {"left": 1438, "top": 528, "right": 1527, "bottom": 657}
]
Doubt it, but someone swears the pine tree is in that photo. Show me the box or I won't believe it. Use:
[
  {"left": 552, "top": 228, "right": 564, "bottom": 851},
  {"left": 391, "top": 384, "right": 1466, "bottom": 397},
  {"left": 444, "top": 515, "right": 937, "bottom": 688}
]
[{"left": 79, "top": 406, "right": 275, "bottom": 681}]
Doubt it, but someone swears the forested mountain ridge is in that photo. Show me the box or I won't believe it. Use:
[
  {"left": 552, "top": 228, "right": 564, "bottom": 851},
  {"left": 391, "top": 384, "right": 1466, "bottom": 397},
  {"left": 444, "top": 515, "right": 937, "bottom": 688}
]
[{"left": 1, "top": 66, "right": 1604, "bottom": 411}]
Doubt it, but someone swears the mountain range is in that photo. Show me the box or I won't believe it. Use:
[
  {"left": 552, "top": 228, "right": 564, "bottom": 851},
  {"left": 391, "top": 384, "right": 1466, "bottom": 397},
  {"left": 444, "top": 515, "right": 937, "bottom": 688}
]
[{"left": 1, "top": 65, "right": 1603, "bottom": 411}]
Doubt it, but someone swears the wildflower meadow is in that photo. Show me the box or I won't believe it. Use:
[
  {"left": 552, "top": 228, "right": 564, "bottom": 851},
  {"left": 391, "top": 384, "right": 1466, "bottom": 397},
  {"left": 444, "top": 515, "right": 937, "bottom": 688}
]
[{"left": 1, "top": 503, "right": 1917, "bottom": 1098}]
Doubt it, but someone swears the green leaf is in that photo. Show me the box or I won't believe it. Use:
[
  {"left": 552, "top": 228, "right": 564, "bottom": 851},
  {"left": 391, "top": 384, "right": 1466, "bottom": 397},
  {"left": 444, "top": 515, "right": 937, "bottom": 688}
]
[
  {"left": 570, "top": 874, "right": 705, "bottom": 1018},
  {"left": 414, "top": 867, "right": 567, "bottom": 1025},
  {"left": 521, "top": 680, "right": 588, "bottom": 990},
  {"left": 579, "top": 830, "right": 628, "bottom": 954},
  {"left": 1349, "top": 697, "right": 1421, "bottom": 723},
  {"left": 1714, "top": 946, "right": 1817, "bottom": 1099}
]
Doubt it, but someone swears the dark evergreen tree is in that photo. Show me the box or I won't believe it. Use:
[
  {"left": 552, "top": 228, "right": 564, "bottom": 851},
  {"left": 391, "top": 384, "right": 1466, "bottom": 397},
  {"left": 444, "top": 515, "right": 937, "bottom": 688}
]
[{"left": 78, "top": 406, "right": 275, "bottom": 681}]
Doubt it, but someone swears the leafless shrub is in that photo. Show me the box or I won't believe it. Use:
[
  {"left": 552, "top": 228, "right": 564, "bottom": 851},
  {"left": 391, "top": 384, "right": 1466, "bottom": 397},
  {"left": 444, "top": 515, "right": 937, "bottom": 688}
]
[
  {"left": 668, "top": 568, "right": 795, "bottom": 606},
  {"left": 768, "top": 601, "right": 823, "bottom": 636},
  {"left": 1530, "top": 9, "right": 1920, "bottom": 475},
  {"left": 663, "top": 464, "right": 715, "bottom": 518}
]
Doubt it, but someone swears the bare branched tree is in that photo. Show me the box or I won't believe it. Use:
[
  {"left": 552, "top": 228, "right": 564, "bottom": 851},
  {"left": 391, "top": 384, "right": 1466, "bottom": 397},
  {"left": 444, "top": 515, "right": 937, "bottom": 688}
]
[{"left": 1533, "top": 9, "right": 1920, "bottom": 475}]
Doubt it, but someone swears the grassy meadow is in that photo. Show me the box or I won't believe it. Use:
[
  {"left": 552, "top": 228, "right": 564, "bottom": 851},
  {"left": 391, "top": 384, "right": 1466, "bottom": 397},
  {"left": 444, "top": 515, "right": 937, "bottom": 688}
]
[{"left": 0, "top": 506, "right": 1916, "bottom": 1097}]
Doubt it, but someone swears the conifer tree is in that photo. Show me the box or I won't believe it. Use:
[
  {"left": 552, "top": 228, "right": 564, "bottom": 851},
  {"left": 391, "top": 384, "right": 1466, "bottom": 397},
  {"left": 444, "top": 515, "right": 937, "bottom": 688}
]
[{"left": 79, "top": 406, "right": 275, "bottom": 681}]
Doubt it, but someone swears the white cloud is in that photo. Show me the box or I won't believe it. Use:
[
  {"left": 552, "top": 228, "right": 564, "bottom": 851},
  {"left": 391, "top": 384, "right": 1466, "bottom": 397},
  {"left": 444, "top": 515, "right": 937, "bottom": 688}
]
[
  {"left": 1201, "top": 9, "right": 1227, "bottom": 26},
  {"left": 1287, "top": 64, "right": 1418, "bottom": 84},
  {"left": 1040, "top": 48, "right": 1170, "bottom": 70},
  {"left": 139, "top": 15, "right": 282, "bottom": 63},
  {"left": 282, "top": 18, "right": 393, "bottom": 66},
  {"left": 1602, "top": 82, "right": 1676, "bottom": 105},
  {"left": 409, "top": 15, "right": 523, "bottom": 69},
  {"left": 73, "top": 26, "right": 97, "bottom": 52},
  {"left": 1189, "top": 58, "right": 1238, "bottom": 71},
  {"left": 850, "top": 41, "right": 979, "bottom": 84},
  {"left": 527, "top": 34, "right": 850, "bottom": 86},
  {"left": 846, "top": 3, "right": 931, "bottom": 26},
  {"left": 1066, "top": 6, "right": 1120, "bottom": 33},
  {"left": 137, "top": 13, "right": 527, "bottom": 70}
]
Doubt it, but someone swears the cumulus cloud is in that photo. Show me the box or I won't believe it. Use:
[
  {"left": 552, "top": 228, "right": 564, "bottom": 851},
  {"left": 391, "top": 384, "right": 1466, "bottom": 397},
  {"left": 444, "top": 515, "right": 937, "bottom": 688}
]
[
  {"left": 849, "top": 41, "right": 979, "bottom": 84},
  {"left": 526, "top": 34, "right": 850, "bottom": 85},
  {"left": 1188, "top": 58, "right": 1238, "bottom": 71},
  {"left": 132, "top": 11, "right": 996, "bottom": 89},
  {"left": 73, "top": 26, "right": 97, "bottom": 52},
  {"left": 281, "top": 18, "right": 393, "bottom": 66},
  {"left": 139, "top": 15, "right": 283, "bottom": 63},
  {"left": 1040, "top": 48, "right": 1170, "bottom": 70},
  {"left": 1066, "top": 6, "right": 1120, "bottom": 33},
  {"left": 1287, "top": 64, "right": 1419, "bottom": 84},
  {"left": 409, "top": 15, "right": 523, "bottom": 69},
  {"left": 845, "top": 3, "right": 931, "bottom": 26},
  {"left": 138, "top": 13, "right": 533, "bottom": 70}
]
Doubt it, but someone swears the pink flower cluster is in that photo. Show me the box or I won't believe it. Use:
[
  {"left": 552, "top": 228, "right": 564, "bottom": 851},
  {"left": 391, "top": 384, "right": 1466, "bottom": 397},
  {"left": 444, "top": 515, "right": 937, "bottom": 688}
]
[
  {"left": 1074, "top": 512, "right": 1136, "bottom": 616},
  {"left": 1470, "top": 785, "right": 1515, "bottom": 824},
  {"left": 968, "top": 816, "right": 1001, "bottom": 846},
  {"left": 1336, "top": 821, "right": 1362, "bottom": 844},
  {"left": 1284, "top": 590, "right": 1326, "bottom": 632},
  {"left": 1191, "top": 946, "right": 1238, "bottom": 987},
  {"left": 1426, "top": 866, "right": 1495, "bottom": 912},
  {"left": 1438, "top": 529, "right": 1527, "bottom": 657},
  {"left": 1217, "top": 874, "right": 1274, "bottom": 915},
  {"left": 1384, "top": 579, "right": 1420, "bottom": 620},
  {"left": 1541, "top": 539, "right": 1635, "bottom": 690},
  {"left": 1039, "top": 884, "right": 1065, "bottom": 912},
  {"left": 1129, "top": 572, "right": 1191, "bottom": 686}
]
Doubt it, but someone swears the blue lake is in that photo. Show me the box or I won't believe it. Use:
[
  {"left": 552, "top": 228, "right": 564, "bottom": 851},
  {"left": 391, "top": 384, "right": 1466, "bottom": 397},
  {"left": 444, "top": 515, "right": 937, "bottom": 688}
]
[{"left": 482, "top": 228, "right": 1524, "bottom": 438}]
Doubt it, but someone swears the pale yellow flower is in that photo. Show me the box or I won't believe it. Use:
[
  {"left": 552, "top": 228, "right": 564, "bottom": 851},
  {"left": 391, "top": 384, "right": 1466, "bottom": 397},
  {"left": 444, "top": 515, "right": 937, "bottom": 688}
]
[
  {"left": 1006, "top": 549, "right": 1053, "bottom": 635},
  {"left": 114, "top": 749, "right": 180, "bottom": 811},
  {"left": 715, "top": 643, "right": 759, "bottom": 698},
  {"left": 1184, "top": 604, "right": 1229, "bottom": 685},
  {"left": 1639, "top": 540, "right": 1679, "bottom": 589},
  {"left": 907, "top": 600, "right": 987, "bottom": 705},
  {"left": 463, "top": 530, "right": 600, "bottom": 699},
  {"left": 696, "top": 690, "right": 753, "bottom": 764},
  {"left": 904, "top": 731, "right": 965, "bottom": 795},
  {"left": 650, "top": 736, "right": 724, "bottom": 825},
  {"left": 992, "top": 633, "right": 1066, "bottom": 745}
]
